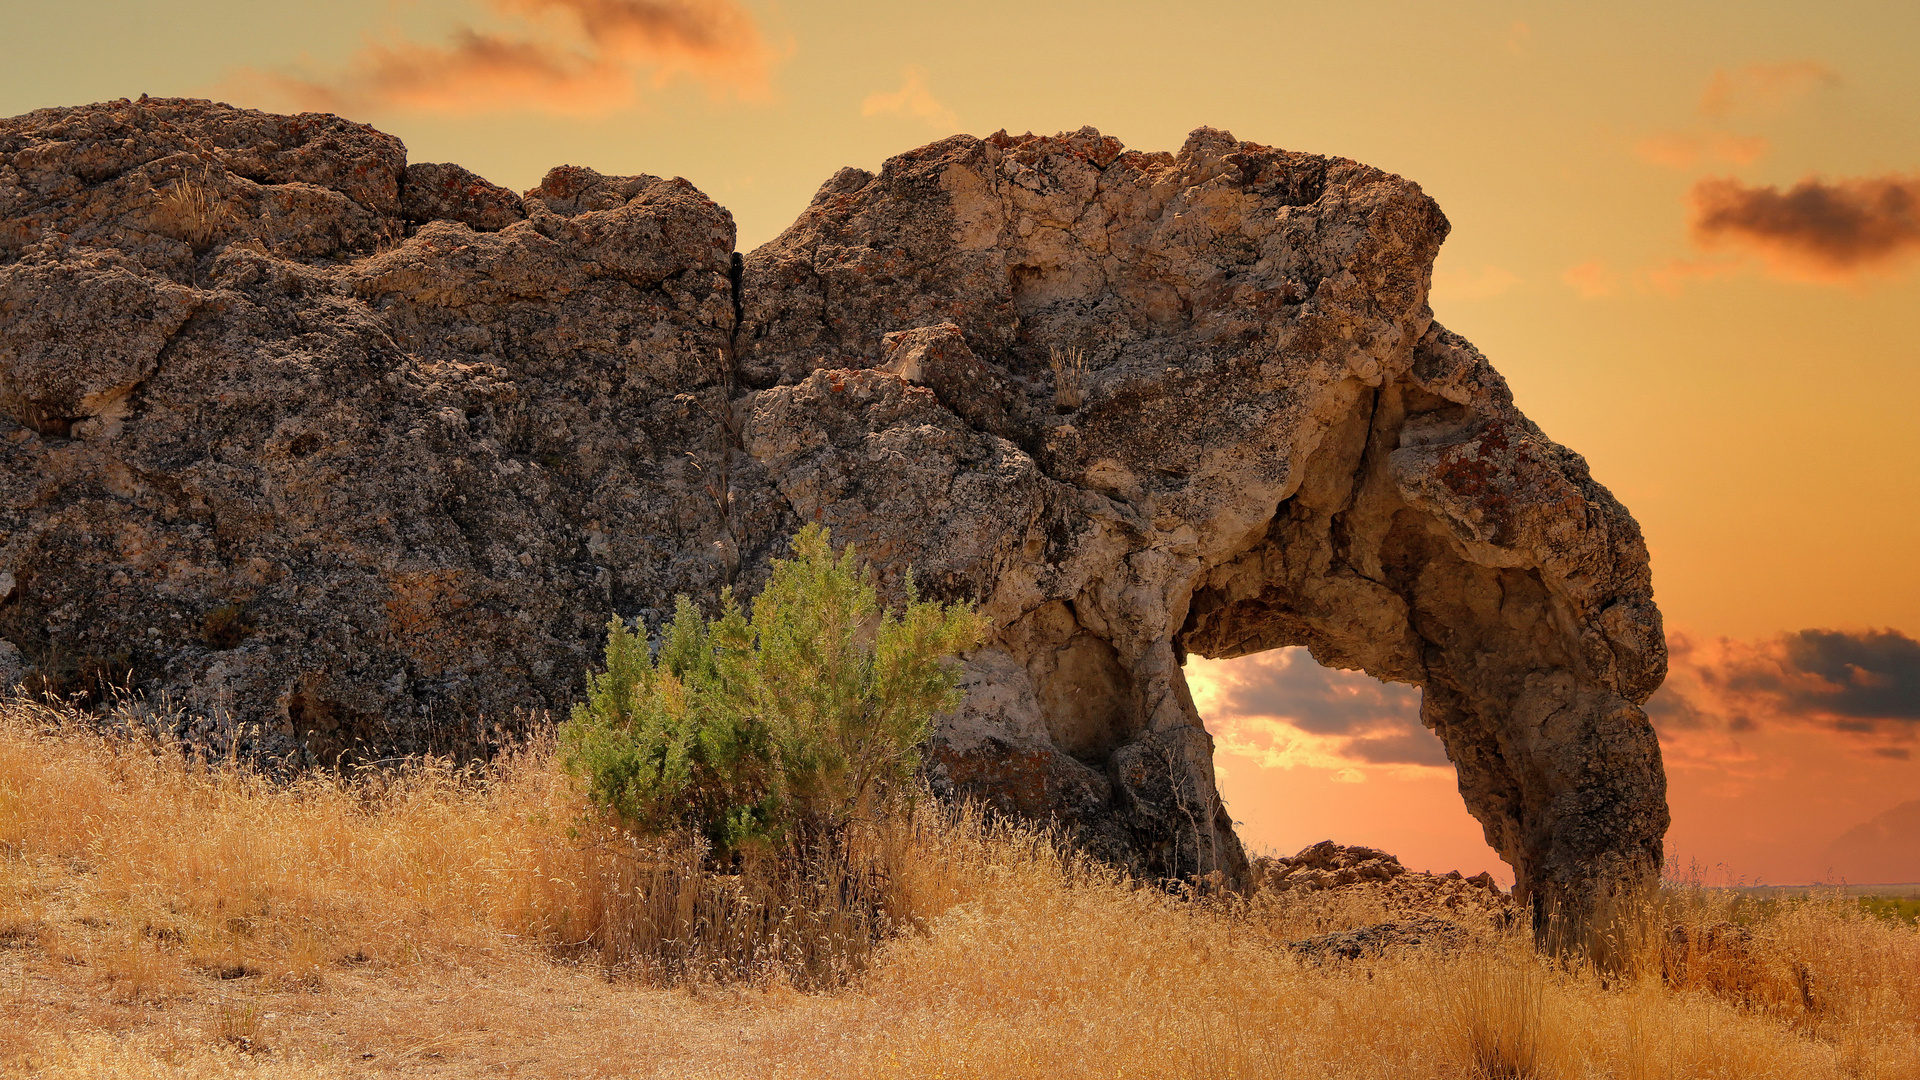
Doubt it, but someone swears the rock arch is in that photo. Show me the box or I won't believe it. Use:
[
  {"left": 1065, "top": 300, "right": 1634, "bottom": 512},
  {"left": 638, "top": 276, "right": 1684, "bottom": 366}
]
[
  {"left": 0, "top": 102, "right": 1668, "bottom": 941},
  {"left": 740, "top": 127, "right": 1670, "bottom": 938}
]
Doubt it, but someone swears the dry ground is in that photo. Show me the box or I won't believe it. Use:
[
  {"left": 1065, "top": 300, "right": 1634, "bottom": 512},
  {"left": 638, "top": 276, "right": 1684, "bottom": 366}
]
[{"left": 2, "top": 699, "right": 1916, "bottom": 1079}]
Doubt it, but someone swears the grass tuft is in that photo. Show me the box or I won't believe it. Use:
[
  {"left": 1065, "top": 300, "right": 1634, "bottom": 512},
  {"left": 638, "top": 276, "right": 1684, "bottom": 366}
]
[
  {"left": 1049, "top": 345, "right": 1088, "bottom": 411},
  {"left": 152, "top": 173, "right": 229, "bottom": 250}
]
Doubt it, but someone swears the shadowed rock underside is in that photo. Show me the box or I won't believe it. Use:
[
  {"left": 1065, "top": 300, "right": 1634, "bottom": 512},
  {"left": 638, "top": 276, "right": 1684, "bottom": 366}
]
[{"left": 0, "top": 99, "right": 1670, "bottom": 936}]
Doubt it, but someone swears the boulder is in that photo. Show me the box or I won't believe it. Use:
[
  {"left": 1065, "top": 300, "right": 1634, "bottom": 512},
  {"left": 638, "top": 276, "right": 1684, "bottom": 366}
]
[
  {"left": 0, "top": 100, "right": 1670, "bottom": 940},
  {"left": 1254, "top": 840, "right": 1410, "bottom": 891},
  {"left": 1254, "top": 841, "right": 1513, "bottom": 924},
  {"left": 400, "top": 162, "right": 524, "bottom": 232}
]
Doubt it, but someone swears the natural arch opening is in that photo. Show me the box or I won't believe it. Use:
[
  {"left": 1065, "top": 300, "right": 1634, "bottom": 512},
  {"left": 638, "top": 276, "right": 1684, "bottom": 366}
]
[
  {"left": 1156, "top": 334, "right": 1670, "bottom": 954},
  {"left": 1183, "top": 647, "right": 1510, "bottom": 885}
]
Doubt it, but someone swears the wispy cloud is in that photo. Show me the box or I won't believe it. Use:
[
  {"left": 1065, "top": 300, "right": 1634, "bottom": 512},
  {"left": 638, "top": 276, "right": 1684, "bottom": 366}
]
[
  {"left": 1635, "top": 62, "right": 1919, "bottom": 287},
  {"left": 1562, "top": 260, "right": 1617, "bottom": 299},
  {"left": 1633, "top": 62, "right": 1833, "bottom": 175},
  {"left": 861, "top": 67, "right": 959, "bottom": 130},
  {"left": 242, "top": 0, "right": 775, "bottom": 117},
  {"left": 1636, "top": 255, "right": 1745, "bottom": 296},
  {"left": 1634, "top": 131, "right": 1770, "bottom": 171},
  {"left": 1699, "top": 61, "right": 1838, "bottom": 119},
  {"left": 1687, "top": 173, "right": 1920, "bottom": 281},
  {"left": 1566, "top": 256, "right": 1748, "bottom": 300}
]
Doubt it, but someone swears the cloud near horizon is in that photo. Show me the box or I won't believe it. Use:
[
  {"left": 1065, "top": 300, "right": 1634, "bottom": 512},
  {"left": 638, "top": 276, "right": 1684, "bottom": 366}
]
[
  {"left": 1649, "top": 628, "right": 1920, "bottom": 753},
  {"left": 1688, "top": 173, "right": 1920, "bottom": 281},
  {"left": 246, "top": 0, "right": 774, "bottom": 117},
  {"left": 1196, "top": 628, "right": 1919, "bottom": 778},
  {"left": 1185, "top": 648, "right": 1445, "bottom": 772},
  {"left": 1824, "top": 799, "right": 1920, "bottom": 885}
]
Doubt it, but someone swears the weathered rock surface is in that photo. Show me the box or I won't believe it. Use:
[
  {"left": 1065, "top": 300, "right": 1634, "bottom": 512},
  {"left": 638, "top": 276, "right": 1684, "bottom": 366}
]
[
  {"left": 1259, "top": 840, "right": 1418, "bottom": 891},
  {"left": 0, "top": 99, "right": 1669, "bottom": 936},
  {"left": 1285, "top": 916, "right": 1475, "bottom": 963}
]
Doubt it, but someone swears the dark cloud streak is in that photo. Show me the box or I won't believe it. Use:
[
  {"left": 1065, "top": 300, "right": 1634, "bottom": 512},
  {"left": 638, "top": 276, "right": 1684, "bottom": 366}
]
[
  {"left": 1654, "top": 628, "right": 1920, "bottom": 753},
  {"left": 1781, "top": 629, "right": 1920, "bottom": 719},
  {"left": 1208, "top": 629, "right": 1920, "bottom": 772},
  {"left": 1689, "top": 174, "right": 1920, "bottom": 280}
]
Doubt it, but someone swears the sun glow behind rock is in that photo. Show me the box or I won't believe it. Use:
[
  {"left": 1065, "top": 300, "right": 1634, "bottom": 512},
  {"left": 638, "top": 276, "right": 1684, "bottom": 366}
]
[
  {"left": 1184, "top": 649, "right": 1511, "bottom": 884},
  {"left": 1188, "top": 630, "right": 1920, "bottom": 886}
]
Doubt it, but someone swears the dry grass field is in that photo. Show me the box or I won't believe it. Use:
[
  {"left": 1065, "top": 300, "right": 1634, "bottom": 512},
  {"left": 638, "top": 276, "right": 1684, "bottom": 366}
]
[{"left": 1, "top": 697, "right": 1915, "bottom": 1079}]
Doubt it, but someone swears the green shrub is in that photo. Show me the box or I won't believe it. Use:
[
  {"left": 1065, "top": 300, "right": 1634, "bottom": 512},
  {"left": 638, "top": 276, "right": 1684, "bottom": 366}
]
[{"left": 560, "top": 524, "right": 983, "bottom": 864}]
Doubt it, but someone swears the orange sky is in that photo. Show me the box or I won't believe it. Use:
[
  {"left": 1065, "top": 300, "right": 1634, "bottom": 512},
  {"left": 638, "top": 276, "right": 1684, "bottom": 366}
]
[{"left": 5, "top": 0, "right": 1917, "bottom": 884}]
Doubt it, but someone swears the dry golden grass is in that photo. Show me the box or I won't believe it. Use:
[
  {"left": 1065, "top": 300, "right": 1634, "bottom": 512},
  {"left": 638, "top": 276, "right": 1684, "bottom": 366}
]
[
  {"left": 2, "top": 696, "right": 1915, "bottom": 1078},
  {"left": 1048, "top": 345, "right": 1088, "bottom": 411},
  {"left": 150, "top": 175, "right": 228, "bottom": 250}
]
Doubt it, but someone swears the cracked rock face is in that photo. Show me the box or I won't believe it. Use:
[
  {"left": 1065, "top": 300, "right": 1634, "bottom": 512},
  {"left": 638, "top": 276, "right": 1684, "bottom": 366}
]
[{"left": 0, "top": 99, "right": 1669, "bottom": 935}]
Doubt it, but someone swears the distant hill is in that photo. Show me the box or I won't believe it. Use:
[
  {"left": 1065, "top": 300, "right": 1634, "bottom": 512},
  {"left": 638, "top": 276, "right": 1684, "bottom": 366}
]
[{"left": 1823, "top": 799, "right": 1920, "bottom": 885}]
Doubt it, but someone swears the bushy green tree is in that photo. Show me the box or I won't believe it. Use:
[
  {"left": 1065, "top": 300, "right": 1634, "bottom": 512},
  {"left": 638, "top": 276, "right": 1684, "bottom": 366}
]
[{"left": 560, "top": 525, "right": 984, "bottom": 863}]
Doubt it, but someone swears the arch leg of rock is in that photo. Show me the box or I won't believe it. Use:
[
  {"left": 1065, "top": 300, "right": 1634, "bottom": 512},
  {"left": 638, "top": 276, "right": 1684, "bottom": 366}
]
[
  {"left": 1181, "top": 328, "right": 1670, "bottom": 954},
  {"left": 743, "top": 129, "right": 1670, "bottom": 946}
]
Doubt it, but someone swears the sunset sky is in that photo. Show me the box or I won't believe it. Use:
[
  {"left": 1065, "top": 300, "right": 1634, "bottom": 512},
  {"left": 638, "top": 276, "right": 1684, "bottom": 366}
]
[{"left": 5, "top": 0, "right": 1916, "bottom": 884}]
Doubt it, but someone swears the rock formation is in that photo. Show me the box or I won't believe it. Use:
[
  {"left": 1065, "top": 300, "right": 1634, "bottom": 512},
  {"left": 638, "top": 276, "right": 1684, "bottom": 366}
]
[
  {"left": 1251, "top": 842, "right": 1513, "bottom": 962},
  {"left": 1255, "top": 841, "right": 1509, "bottom": 913},
  {"left": 0, "top": 98, "right": 1669, "bottom": 939}
]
